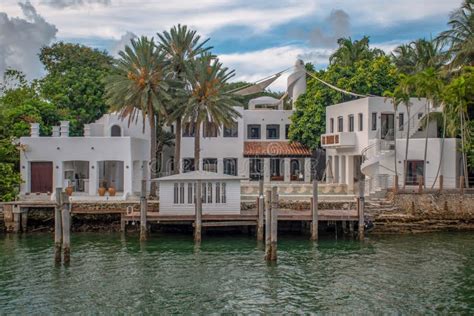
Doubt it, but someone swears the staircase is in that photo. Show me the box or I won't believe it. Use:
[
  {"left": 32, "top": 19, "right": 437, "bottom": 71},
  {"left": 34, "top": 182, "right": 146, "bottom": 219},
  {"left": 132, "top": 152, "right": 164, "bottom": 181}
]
[
  {"left": 360, "top": 138, "right": 395, "bottom": 195},
  {"left": 365, "top": 196, "right": 398, "bottom": 217}
]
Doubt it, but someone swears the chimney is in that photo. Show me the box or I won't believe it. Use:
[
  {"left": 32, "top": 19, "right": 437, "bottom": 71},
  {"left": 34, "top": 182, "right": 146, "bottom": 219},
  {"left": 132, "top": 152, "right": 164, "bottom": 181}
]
[
  {"left": 60, "top": 121, "right": 70, "bottom": 137},
  {"left": 30, "top": 123, "right": 40, "bottom": 137},
  {"left": 83, "top": 124, "right": 91, "bottom": 137},
  {"left": 52, "top": 126, "right": 60, "bottom": 137}
]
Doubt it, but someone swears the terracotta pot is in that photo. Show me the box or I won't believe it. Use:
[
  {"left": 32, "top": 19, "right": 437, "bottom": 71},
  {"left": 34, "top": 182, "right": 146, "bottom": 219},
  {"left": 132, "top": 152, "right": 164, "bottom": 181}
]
[
  {"left": 108, "top": 187, "right": 116, "bottom": 197},
  {"left": 65, "top": 186, "right": 73, "bottom": 196},
  {"left": 98, "top": 187, "right": 106, "bottom": 196}
]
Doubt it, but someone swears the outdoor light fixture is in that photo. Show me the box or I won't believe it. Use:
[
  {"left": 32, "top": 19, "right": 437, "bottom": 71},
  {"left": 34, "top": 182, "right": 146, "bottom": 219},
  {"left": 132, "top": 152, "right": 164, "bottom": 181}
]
[
  {"left": 91, "top": 147, "right": 95, "bottom": 150},
  {"left": 56, "top": 147, "right": 60, "bottom": 150}
]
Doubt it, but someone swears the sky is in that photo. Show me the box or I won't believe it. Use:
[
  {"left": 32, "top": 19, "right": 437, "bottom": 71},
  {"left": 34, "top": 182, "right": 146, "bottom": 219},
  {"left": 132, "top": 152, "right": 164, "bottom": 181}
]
[{"left": 0, "top": 0, "right": 463, "bottom": 91}]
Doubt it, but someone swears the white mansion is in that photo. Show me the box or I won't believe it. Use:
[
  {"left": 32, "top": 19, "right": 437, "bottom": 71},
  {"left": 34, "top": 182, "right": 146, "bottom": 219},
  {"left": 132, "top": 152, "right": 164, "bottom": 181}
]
[{"left": 18, "top": 60, "right": 461, "bottom": 201}]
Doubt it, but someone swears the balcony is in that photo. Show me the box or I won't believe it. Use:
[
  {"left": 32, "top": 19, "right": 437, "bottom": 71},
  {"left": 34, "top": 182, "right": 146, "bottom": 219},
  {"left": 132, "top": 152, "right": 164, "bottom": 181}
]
[{"left": 321, "top": 132, "right": 356, "bottom": 148}]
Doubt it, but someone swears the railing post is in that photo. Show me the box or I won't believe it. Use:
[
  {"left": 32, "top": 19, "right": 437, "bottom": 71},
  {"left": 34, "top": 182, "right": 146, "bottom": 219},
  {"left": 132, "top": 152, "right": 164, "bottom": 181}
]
[
  {"left": 270, "top": 186, "right": 278, "bottom": 261},
  {"left": 264, "top": 190, "right": 272, "bottom": 261},
  {"left": 194, "top": 180, "right": 202, "bottom": 243},
  {"left": 140, "top": 179, "right": 147, "bottom": 241},
  {"left": 310, "top": 179, "right": 318, "bottom": 241},
  {"left": 257, "top": 179, "right": 264, "bottom": 241},
  {"left": 54, "top": 188, "right": 62, "bottom": 263}
]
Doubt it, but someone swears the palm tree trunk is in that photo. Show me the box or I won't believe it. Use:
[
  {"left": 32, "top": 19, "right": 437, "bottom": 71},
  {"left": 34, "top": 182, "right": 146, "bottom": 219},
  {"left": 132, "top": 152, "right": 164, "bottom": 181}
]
[
  {"left": 423, "top": 102, "right": 430, "bottom": 189},
  {"left": 174, "top": 118, "right": 182, "bottom": 174},
  {"left": 461, "top": 112, "right": 469, "bottom": 188},
  {"left": 149, "top": 112, "right": 158, "bottom": 197},
  {"left": 432, "top": 112, "right": 447, "bottom": 189},
  {"left": 403, "top": 105, "right": 411, "bottom": 189},
  {"left": 194, "top": 121, "right": 201, "bottom": 171},
  {"left": 393, "top": 106, "right": 398, "bottom": 189}
]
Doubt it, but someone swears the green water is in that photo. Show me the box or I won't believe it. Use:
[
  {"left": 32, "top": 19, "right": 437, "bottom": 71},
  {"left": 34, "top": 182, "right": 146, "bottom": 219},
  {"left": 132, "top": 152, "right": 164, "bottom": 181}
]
[{"left": 0, "top": 232, "right": 473, "bottom": 314}]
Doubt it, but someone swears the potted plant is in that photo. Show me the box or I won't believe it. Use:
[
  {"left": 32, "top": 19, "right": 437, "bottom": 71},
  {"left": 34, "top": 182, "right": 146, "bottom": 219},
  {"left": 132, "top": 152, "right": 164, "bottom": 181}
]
[
  {"left": 98, "top": 180, "right": 107, "bottom": 196},
  {"left": 65, "top": 186, "right": 73, "bottom": 196},
  {"left": 108, "top": 181, "right": 116, "bottom": 196}
]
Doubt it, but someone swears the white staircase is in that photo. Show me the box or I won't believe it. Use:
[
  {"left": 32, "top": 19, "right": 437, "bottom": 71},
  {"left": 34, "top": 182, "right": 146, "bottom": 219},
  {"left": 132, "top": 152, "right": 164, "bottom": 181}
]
[{"left": 360, "top": 139, "right": 395, "bottom": 195}]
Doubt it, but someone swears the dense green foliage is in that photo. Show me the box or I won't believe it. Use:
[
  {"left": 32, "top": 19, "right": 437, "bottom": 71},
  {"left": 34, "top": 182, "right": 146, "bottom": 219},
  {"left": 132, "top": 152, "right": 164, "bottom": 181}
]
[{"left": 39, "top": 42, "right": 113, "bottom": 135}]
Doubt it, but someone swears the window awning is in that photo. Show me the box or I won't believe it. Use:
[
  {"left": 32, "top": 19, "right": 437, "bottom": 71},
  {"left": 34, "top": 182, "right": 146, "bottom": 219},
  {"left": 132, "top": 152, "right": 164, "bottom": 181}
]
[{"left": 244, "top": 141, "right": 312, "bottom": 157}]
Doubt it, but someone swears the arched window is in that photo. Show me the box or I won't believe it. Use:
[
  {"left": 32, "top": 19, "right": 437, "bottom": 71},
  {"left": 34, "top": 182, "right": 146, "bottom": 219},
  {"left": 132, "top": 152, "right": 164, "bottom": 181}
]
[{"left": 111, "top": 125, "right": 121, "bottom": 137}]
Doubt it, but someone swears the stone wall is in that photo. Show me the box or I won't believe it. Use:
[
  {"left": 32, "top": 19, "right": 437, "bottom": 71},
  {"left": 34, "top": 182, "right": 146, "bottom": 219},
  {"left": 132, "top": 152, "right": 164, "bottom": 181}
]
[{"left": 372, "top": 192, "right": 474, "bottom": 233}]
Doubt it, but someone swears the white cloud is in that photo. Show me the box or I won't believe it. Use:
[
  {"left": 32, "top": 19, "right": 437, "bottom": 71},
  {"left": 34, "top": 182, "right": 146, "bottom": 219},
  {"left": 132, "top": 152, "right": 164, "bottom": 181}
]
[
  {"left": 109, "top": 31, "right": 136, "bottom": 56},
  {"left": 0, "top": 1, "right": 57, "bottom": 80}
]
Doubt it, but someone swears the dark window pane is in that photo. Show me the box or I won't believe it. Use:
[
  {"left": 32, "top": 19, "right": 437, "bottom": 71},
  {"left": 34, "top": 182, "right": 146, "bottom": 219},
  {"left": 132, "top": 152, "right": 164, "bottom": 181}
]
[
  {"left": 183, "top": 158, "right": 195, "bottom": 173},
  {"left": 224, "top": 121, "right": 238, "bottom": 137},
  {"left": 371, "top": 113, "right": 377, "bottom": 131},
  {"left": 203, "top": 158, "right": 218, "bottom": 172},
  {"left": 266, "top": 124, "right": 280, "bottom": 139},
  {"left": 248, "top": 125, "right": 261, "bottom": 139},
  {"left": 183, "top": 123, "right": 195, "bottom": 137},
  {"left": 223, "top": 158, "right": 237, "bottom": 176}
]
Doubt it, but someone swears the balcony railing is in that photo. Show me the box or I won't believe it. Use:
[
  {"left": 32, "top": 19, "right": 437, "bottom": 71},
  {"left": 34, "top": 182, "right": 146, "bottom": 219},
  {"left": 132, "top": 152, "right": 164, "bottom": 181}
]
[{"left": 321, "top": 132, "right": 356, "bottom": 148}]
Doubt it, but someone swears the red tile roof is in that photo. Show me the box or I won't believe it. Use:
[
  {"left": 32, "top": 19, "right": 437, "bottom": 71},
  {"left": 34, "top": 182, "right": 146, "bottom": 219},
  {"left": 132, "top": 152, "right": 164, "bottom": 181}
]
[{"left": 244, "top": 141, "right": 312, "bottom": 157}]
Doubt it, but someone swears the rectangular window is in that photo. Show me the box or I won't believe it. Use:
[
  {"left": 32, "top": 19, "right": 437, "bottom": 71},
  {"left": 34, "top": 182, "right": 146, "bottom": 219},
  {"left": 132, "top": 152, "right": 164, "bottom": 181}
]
[
  {"left": 182, "top": 122, "right": 195, "bottom": 137},
  {"left": 215, "top": 182, "right": 221, "bottom": 203},
  {"left": 248, "top": 124, "right": 261, "bottom": 139},
  {"left": 337, "top": 116, "right": 343, "bottom": 132},
  {"left": 187, "top": 183, "right": 193, "bottom": 204},
  {"left": 223, "top": 158, "right": 237, "bottom": 176},
  {"left": 417, "top": 113, "right": 423, "bottom": 131},
  {"left": 266, "top": 124, "right": 280, "bottom": 139},
  {"left": 203, "top": 121, "right": 218, "bottom": 138},
  {"left": 203, "top": 158, "right": 218, "bottom": 173},
  {"left": 285, "top": 124, "right": 290, "bottom": 139},
  {"left": 270, "top": 158, "right": 283, "bottom": 181},
  {"left": 179, "top": 183, "right": 185, "bottom": 204},
  {"left": 399, "top": 113, "right": 404, "bottom": 131},
  {"left": 349, "top": 115, "right": 354, "bottom": 132},
  {"left": 358, "top": 113, "right": 363, "bottom": 131},
  {"left": 221, "top": 182, "right": 227, "bottom": 203},
  {"left": 223, "top": 121, "right": 238, "bottom": 137},
  {"left": 249, "top": 158, "right": 263, "bottom": 181},
  {"left": 330, "top": 118, "right": 334, "bottom": 133},
  {"left": 202, "top": 182, "right": 206, "bottom": 204},
  {"left": 371, "top": 112, "right": 377, "bottom": 131},
  {"left": 183, "top": 158, "right": 195, "bottom": 173},
  {"left": 173, "top": 183, "right": 178, "bottom": 204},
  {"left": 207, "top": 182, "right": 212, "bottom": 203}
]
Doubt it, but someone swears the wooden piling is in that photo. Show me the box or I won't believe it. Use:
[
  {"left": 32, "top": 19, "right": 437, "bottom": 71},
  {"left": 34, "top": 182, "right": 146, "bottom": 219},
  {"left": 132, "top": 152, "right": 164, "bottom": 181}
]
[
  {"left": 20, "top": 208, "right": 28, "bottom": 233},
  {"left": 358, "top": 178, "right": 365, "bottom": 241},
  {"left": 120, "top": 214, "right": 126, "bottom": 233},
  {"left": 54, "top": 188, "right": 62, "bottom": 263},
  {"left": 61, "top": 192, "right": 71, "bottom": 264},
  {"left": 194, "top": 180, "right": 202, "bottom": 243},
  {"left": 270, "top": 186, "right": 278, "bottom": 261},
  {"left": 257, "top": 179, "right": 264, "bottom": 241},
  {"left": 12, "top": 206, "right": 20, "bottom": 233},
  {"left": 418, "top": 176, "right": 423, "bottom": 194},
  {"left": 140, "top": 179, "right": 147, "bottom": 241},
  {"left": 264, "top": 190, "right": 271, "bottom": 260},
  {"left": 310, "top": 179, "right": 318, "bottom": 241},
  {"left": 439, "top": 175, "right": 444, "bottom": 192},
  {"left": 460, "top": 176, "right": 465, "bottom": 195},
  {"left": 393, "top": 175, "right": 399, "bottom": 194}
]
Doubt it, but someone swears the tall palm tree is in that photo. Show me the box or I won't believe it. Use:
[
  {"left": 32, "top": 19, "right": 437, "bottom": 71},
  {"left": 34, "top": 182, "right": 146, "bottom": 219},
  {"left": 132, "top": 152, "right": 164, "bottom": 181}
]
[
  {"left": 437, "top": 0, "right": 474, "bottom": 69},
  {"left": 329, "top": 36, "right": 384, "bottom": 67},
  {"left": 157, "top": 24, "right": 211, "bottom": 174},
  {"left": 183, "top": 53, "right": 241, "bottom": 170},
  {"left": 105, "top": 36, "right": 170, "bottom": 195},
  {"left": 413, "top": 68, "right": 444, "bottom": 189}
]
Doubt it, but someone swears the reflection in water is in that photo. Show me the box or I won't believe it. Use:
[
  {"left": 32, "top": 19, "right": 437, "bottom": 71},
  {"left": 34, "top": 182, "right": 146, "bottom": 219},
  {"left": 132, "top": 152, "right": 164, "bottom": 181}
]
[{"left": 0, "top": 232, "right": 473, "bottom": 313}]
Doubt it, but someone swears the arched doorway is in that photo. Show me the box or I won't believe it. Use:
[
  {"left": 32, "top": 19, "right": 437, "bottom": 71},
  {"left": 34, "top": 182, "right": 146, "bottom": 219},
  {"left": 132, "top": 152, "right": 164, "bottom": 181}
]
[{"left": 111, "top": 125, "right": 122, "bottom": 137}]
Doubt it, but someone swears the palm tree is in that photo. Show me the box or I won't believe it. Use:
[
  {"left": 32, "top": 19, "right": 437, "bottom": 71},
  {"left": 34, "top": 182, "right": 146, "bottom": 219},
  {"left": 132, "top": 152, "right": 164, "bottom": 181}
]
[
  {"left": 443, "top": 68, "right": 473, "bottom": 188},
  {"left": 392, "top": 39, "right": 447, "bottom": 75},
  {"left": 105, "top": 36, "right": 170, "bottom": 195},
  {"left": 183, "top": 53, "right": 241, "bottom": 170},
  {"left": 329, "top": 36, "right": 384, "bottom": 67},
  {"left": 437, "top": 0, "right": 474, "bottom": 69},
  {"left": 157, "top": 24, "right": 211, "bottom": 174},
  {"left": 413, "top": 68, "right": 444, "bottom": 189}
]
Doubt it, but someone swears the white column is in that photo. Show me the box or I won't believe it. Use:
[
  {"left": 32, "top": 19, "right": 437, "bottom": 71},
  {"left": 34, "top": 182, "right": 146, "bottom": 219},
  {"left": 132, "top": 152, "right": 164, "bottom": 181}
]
[
  {"left": 55, "top": 160, "right": 63, "bottom": 190},
  {"left": 89, "top": 161, "right": 98, "bottom": 195},
  {"left": 240, "top": 158, "right": 248, "bottom": 178},
  {"left": 326, "top": 156, "right": 332, "bottom": 183},
  {"left": 284, "top": 158, "right": 291, "bottom": 182},
  {"left": 346, "top": 155, "right": 354, "bottom": 190},
  {"left": 304, "top": 158, "right": 311, "bottom": 182},
  {"left": 123, "top": 160, "right": 133, "bottom": 197},
  {"left": 263, "top": 158, "right": 270, "bottom": 183},
  {"left": 218, "top": 158, "right": 224, "bottom": 174},
  {"left": 339, "top": 155, "right": 345, "bottom": 184},
  {"left": 334, "top": 156, "right": 339, "bottom": 184}
]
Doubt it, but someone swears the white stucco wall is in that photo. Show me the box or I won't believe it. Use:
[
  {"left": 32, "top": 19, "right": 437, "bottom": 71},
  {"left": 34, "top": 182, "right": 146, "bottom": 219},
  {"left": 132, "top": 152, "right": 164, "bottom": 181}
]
[{"left": 158, "top": 180, "right": 241, "bottom": 215}]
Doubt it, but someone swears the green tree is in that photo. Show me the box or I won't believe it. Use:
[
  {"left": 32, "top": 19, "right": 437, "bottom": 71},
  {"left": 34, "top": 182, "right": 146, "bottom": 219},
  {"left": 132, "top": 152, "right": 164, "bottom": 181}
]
[
  {"left": 437, "top": 0, "right": 474, "bottom": 69},
  {"left": 182, "top": 53, "right": 241, "bottom": 170},
  {"left": 105, "top": 36, "right": 170, "bottom": 195},
  {"left": 392, "top": 39, "right": 447, "bottom": 75},
  {"left": 157, "top": 24, "right": 211, "bottom": 174},
  {"left": 39, "top": 42, "right": 113, "bottom": 135},
  {"left": 0, "top": 163, "right": 21, "bottom": 201},
  {"left": 329, "top": 36, "right": 384, "bottom": 67}
]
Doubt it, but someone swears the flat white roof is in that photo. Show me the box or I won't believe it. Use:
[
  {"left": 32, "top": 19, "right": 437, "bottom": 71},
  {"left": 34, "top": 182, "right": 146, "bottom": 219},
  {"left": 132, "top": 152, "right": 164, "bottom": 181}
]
[{"left": 152, "top": 171, "right": 247, "bottom": 182}]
